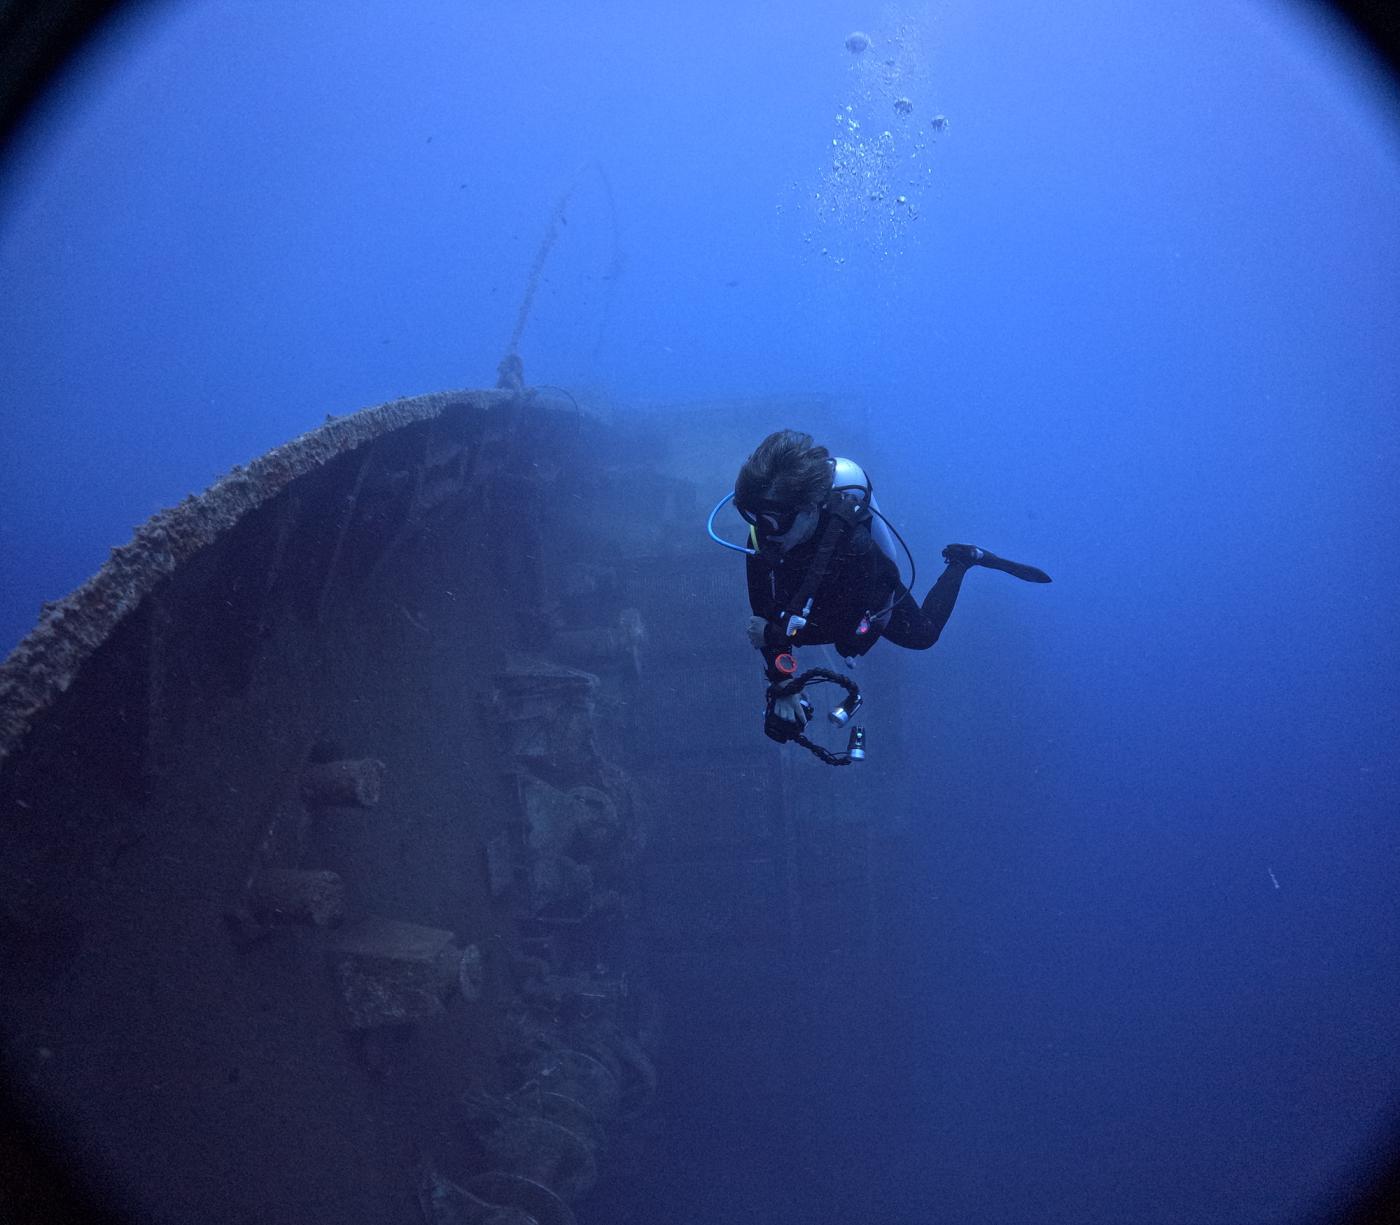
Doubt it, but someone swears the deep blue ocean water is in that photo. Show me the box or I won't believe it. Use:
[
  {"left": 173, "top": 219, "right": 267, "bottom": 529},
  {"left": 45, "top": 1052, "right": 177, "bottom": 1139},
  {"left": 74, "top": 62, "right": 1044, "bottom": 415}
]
[{"left": 2, "top": 3, "right": 1398, "bottom": 1222}]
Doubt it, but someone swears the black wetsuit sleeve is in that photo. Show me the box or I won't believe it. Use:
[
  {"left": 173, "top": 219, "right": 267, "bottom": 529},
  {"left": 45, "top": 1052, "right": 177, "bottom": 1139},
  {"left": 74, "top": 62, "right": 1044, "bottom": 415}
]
[
  {"left": 758, "top": 624, "right": 792, "bottom": 681},
  {"left": 747, "top": 551, "right": 781, "bottom": 620},
  {"left": 745, "top": 553, "right": 791, "bottom": 681}
]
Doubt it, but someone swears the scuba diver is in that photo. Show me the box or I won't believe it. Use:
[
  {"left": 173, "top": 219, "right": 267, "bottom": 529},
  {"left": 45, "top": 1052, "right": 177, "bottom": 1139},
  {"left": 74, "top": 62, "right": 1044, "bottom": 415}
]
[{"left": 709, "top": 429, "right": 1051, "bottom": 762}]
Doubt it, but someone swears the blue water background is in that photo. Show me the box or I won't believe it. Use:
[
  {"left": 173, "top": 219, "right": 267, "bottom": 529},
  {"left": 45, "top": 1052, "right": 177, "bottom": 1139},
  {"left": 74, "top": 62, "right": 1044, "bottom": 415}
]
[{"left": 2, "top": 2, "right": 1399, "bottom": 1221}]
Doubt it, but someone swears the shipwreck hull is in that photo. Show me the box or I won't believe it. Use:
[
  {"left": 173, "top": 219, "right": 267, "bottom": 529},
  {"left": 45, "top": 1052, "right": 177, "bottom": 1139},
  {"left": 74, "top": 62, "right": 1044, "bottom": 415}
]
[
  {"left": 0, "top": 387, "right": 907, "bottom": 1224},
  {"left": 0, "top": 390, "right": 653, "bottom": 1223}
]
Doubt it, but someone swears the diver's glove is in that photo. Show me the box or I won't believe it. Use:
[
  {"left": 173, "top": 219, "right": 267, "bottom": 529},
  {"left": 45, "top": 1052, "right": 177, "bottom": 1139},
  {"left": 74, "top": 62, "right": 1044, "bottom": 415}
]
[
  {"left": 767, "top": 674, "right": 812, "bottom": 744},
  {"left": 746, "top": 615, "right": 771, "bottom": 649},
  {"left": 771, "top": 692, "right": 810, "bottom": 729},
  {"left": 763, "top": 685, "right": 812, "bottom": 744}
]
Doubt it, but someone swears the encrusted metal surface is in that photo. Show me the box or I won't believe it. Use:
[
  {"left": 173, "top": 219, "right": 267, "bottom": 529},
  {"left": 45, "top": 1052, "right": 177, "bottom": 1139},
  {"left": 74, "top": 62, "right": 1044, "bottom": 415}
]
[{"left": 0, "top": 388, "right": 510, "bottom": 763}]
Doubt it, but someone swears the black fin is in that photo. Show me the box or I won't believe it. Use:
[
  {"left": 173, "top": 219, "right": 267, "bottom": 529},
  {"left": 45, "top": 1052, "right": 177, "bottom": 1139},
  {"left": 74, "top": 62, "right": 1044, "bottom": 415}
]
[{"left": 980, "top": 553, "right": 1052, "bottom": 583}]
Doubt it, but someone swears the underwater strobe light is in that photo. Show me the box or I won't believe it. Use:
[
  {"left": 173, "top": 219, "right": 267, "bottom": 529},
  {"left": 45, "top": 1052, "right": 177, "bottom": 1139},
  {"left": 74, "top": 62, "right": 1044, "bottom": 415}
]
[
  {"left": 829, "top": 690, "right": 864, "bottom": 727},
  {"left": 847, "top": 726, "right": 866, "bottom": 761}
]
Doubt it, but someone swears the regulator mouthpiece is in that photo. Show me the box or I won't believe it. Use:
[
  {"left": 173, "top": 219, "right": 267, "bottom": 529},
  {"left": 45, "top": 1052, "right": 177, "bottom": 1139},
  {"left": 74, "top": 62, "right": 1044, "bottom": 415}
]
[{"left": 847, "top": 725, "right": 866, "bottom": 762}]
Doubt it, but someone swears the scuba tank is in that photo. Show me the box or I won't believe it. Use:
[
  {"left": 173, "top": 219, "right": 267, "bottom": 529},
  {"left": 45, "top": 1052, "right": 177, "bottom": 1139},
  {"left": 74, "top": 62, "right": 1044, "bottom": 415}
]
[{"left": 830, "top": 456, "right": 901, "bottom": 574}]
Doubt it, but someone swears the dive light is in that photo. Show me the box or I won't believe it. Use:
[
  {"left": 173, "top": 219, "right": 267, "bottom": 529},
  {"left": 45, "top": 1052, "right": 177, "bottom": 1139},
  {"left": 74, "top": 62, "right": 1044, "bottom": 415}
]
[
  {"left": 847, "top": 726, "right": 866, "bottom": 762},
  {"left": 829, "top": 691, "right": 863, "bottom": 727}
]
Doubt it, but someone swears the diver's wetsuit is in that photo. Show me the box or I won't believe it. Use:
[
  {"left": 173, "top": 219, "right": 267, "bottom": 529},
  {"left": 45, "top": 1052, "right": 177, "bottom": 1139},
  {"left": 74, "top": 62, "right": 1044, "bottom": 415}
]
[{"left": 746, "top": 508, "right": 971, "bottom": 679}]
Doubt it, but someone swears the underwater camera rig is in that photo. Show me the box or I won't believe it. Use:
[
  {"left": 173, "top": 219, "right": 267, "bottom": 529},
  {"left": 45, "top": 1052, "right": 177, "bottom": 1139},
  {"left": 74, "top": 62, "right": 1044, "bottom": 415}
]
[{"left": 764, "top": 667, "right": 866, "bottom": 766}]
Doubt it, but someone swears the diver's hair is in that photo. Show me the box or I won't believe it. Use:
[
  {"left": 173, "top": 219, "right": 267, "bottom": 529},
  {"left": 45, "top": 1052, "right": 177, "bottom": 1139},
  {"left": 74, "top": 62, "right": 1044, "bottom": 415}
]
[{"left": 735, "top": 430, "right": 832, "bottom": 510}]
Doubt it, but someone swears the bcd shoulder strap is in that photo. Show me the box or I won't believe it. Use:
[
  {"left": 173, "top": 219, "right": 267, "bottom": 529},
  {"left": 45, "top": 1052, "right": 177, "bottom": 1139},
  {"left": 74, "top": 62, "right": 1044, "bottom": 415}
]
[{"left": 782, "top": 491, "right": 872, "bottom": 635}]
